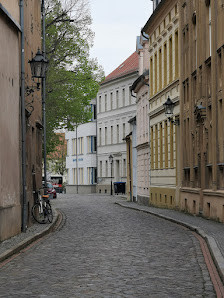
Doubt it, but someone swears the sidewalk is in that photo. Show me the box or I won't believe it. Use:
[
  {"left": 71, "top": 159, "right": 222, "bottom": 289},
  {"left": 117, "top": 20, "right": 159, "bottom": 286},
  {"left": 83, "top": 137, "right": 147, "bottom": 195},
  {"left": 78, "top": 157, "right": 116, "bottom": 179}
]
[
  {"left": 0, "top": 208, "right": 60, "bottom": 263},
  {"left": 115, "top": 198, "right": 224, "bottom": 284}
]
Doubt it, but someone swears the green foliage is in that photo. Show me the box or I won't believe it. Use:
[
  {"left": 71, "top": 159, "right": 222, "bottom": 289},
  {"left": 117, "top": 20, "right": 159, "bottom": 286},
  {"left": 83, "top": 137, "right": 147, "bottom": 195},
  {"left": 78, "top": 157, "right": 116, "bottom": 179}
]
[{"left": 45, "top": 0, "right": 104, "bottom": 154}]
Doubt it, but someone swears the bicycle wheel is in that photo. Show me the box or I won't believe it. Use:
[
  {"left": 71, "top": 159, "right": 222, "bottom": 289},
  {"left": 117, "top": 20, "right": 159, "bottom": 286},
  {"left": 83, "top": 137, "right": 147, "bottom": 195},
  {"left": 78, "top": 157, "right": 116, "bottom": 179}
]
[
  {"left": 46, "top": 203, "right": 53, "bottom": 223},
  {"left": 32, "top": 203, "right": 48, "bottom": 224}
]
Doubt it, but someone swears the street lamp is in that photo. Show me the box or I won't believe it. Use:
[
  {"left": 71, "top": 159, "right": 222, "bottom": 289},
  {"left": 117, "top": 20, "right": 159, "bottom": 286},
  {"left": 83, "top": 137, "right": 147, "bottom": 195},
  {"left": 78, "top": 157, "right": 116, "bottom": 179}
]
[
  {"left": 109, "top": 154, "right": 113, "bottom": 195},
  {"left": 29, "top": 48, "right": 48, "bottom": 79},
  {"left": 163, "top": 96, "right": 179, "bottom": 125},
  {"left": 29, "top": 48, "right": 48, "bottom": 193}
]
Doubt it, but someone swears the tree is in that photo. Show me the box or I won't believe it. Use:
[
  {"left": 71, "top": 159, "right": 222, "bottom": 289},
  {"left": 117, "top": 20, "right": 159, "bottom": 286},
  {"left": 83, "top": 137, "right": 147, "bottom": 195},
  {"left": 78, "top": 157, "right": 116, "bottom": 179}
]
[
  {"left": 47, "top": 134, "right": 67, "bottom": 176},
  {"left": 45, "top": 0, "right": 104, "bottom": 153}
]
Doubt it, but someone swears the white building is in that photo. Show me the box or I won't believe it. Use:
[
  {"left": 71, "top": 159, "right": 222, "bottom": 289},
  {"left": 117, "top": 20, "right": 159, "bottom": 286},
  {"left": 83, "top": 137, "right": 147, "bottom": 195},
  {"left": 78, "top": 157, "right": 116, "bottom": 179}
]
[
  {"left": 66, "top": 99, "right": 97, "bottom": 194},
  {"left": 97, "top": 52, "right": 139, "bottom": 194}
]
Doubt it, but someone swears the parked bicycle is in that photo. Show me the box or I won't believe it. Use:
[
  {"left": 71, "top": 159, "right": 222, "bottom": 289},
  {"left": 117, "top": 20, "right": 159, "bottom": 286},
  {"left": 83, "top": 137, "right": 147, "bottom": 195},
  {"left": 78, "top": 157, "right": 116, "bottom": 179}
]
[{"left": 32, "top": 190, "right": 53, "bottom": 224}]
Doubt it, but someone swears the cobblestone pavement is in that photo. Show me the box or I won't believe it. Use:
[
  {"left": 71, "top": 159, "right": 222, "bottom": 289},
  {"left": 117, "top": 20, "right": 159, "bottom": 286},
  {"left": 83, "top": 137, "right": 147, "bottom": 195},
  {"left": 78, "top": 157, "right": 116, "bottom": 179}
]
[{"left": 0, "top": 194, "right": 216, "bottom": 297}]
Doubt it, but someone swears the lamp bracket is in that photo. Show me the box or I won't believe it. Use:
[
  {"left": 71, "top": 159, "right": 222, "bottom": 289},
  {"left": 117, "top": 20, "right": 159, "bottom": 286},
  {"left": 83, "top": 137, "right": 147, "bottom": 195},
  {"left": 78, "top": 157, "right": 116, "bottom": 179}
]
[{"left": 168, "top": 117, "right": 180, "bottom": 126}]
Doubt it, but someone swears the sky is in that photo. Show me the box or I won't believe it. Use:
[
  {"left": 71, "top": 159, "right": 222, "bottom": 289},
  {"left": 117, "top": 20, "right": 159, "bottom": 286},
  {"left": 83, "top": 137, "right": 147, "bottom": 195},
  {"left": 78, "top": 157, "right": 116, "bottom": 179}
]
[{"left": 89, "top": 0, "right": 153, "bottom": 76}]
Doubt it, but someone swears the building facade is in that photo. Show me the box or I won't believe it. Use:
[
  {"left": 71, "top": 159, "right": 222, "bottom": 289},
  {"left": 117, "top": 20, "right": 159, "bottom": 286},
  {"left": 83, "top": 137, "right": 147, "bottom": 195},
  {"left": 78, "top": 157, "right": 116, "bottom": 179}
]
[
  {"left": 179, "top": 0, "right": 224, "bottom": 222},
  {"left": 130, "top": 35, "right": 150, "bottom": 205},
  {"left": 0, "top": 1, "right": 42, "bottom": 241},
  {"left": 143, "top": 0, "right": 180, "bottom": 209},
  {"left": 66, "top": 99, "right": 97, "bottom": 194},
  {"left": 96, "top": 52, "right": 139, "bottom": 194}
]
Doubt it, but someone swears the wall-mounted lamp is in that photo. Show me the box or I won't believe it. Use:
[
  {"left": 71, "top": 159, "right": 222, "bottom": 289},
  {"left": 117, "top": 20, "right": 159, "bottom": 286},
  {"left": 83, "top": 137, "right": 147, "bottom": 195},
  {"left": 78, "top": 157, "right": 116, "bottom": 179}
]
[
  {"left": 163, "top": 96, "right": 180, "bottom": 125},
  {"left": 26, "top": 48, "right": 48, "bottom": 95}
]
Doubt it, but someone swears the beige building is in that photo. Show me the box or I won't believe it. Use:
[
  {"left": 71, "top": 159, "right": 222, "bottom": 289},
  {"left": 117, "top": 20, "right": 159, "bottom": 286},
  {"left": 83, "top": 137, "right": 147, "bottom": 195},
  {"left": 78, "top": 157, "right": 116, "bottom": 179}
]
[
  {"left": 142, "top": 0, "right": 180, "bottom": 208},
  {"left": 0, "top": 1, "right": 42, "bottom": 241},
  {"left": 179, "top": 0, "right": 224, "bottom": 222}
]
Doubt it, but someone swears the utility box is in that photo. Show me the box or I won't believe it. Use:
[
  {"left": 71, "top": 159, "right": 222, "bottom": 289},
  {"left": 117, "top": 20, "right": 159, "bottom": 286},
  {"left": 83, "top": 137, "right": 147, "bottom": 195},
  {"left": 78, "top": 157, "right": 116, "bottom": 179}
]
[{"left": 113, "top": 182, "right": 126, "bottom": 194}]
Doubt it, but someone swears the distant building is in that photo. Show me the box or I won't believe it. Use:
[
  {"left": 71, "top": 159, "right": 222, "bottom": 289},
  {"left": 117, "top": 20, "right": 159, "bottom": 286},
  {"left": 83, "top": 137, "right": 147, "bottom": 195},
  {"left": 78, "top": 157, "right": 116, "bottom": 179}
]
[
  {"left": 66, "top": 99, "right": 97, "bottom": 194},
  {"left": 96, "top": 52, "right": 139, "bottom": 194}
]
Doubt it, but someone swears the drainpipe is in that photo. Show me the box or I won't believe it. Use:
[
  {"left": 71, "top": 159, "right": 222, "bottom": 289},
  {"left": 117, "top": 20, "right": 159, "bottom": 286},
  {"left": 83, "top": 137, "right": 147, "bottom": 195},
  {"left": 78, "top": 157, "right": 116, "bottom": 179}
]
[
  {"left": 41, "top": 0, "right": 47, "bottom": 193},
  {"left": 20, "top": 0, "right": 27, "bottom": 232}
]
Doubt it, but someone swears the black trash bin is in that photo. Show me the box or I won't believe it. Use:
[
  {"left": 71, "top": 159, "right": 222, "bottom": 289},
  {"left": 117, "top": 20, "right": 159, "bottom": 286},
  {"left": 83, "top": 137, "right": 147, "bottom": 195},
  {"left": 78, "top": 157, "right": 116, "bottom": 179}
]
[{"left": 113, "top": 182, "right": 126, "bottom": 194}]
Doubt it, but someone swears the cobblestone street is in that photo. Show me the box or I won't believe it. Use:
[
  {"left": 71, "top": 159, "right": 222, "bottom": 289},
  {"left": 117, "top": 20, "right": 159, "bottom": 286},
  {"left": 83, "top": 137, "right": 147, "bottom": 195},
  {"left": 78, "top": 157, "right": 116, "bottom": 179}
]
[{"left": 0, "top": 194, "right": 215, "bottom": 297}]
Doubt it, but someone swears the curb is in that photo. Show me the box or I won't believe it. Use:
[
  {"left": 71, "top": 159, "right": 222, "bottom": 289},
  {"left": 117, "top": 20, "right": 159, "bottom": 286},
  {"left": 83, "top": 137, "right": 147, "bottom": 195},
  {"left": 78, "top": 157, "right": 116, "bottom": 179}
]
[
  {"left": 115, "top": 201, "right": 224, "bottom": 284},
  {"left": 0, "top": 208, "right": 62, "bottom": 264}
]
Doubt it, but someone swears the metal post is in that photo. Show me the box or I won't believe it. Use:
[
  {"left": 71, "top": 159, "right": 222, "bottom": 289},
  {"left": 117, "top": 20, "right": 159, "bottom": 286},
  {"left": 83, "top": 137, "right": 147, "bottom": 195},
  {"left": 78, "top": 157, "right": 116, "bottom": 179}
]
[
  {"left": 42, "top": 0, "right": 47, "bottom": 193},
  {"left": 76, "top": 124, "right": 78, "bottom": 194},
  {"left": 20, "top": 0, "right": 27, "bottom": 233},
  {"left": 110, "top": 163, "right": 113, "bottom": 195}
]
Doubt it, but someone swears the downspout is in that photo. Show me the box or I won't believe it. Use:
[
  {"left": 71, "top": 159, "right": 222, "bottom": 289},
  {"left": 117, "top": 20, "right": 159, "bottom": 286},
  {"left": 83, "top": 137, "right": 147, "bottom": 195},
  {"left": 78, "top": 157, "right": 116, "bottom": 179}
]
[
  {"left": 42, "top": 0, "right": 47, "bottom": 192},
  {"left": 141, "top": 28, "right": 149, "bottom": 40},
  {"left": 20, "top": 0, "right": 27, "bottom": 232}
]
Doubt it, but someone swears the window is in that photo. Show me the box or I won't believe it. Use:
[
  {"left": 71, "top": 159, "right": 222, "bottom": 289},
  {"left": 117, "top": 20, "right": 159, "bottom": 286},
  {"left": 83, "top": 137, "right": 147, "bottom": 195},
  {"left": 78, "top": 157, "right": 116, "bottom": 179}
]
[
  {"left": 91, "top": 104, "right": 97, "bottom": 120},
  {"left": 111, "top": 126, "right": 113, "bottom": 144},
  {"left": 164, "top": 121, "right": 168, "bottom": 168},
  {"left": 110, "top": 92, "right": 113, "bottom": 109},
  {"left": 164, "top": 43, "right": 167, "bottom": 87},
  {"left": 150, "top": 58, "right": 153, "bottom": 96},
  {"left": 116, "top": 90, "right": 119, "bottom": 108},
  {"left": 88, "top": 167, "right": 97, "bottom": 184},
  {"left": 73, "top": 168, "right": 77, "bottom": 184},
  {"left": 100, "top": 161, "right": 102, "bottom": 177},
  {"left": 99, "top": 96, "right": 101, "bottom": 113},
  {"left": 209, "top": 3, "right": 211, "bottom": 56},
  {"left": 169, "top": 36, "right": 173, "bottom": 83},
  {"left": 117, "top": 124, "right": 119, "bottom": 143},
  {"left": 122, "top": 88, "right": 125, "bottom": 106},
  {"left": 154, "top": 52, "right": 157, "bottom": 93},
  {"left": 87, "top": 136, "right": 97, "bottom": 153},
  {"left": 175, "top": 31, "right": 179, "bottom": 78},
  {"left": 159, "top": 48, "right": 162, "bottom": 90},
  {"left": 160, "top": 122, "right": 163, "bottom": 169},
  {"left": 123, "top": 159, "right": 126, "bottom": 177},
  {"left": 170, "top": 122, "right": 174, "bottom": 168},
  {"left": 105, "top": 94, "right": 107, "bottom": 111},
  {"left": 155, "top": 124, "right": 158, "bottom": 169},
  {"left": 99, "top": 128, "right": 102, "bottom": 146},
  {"left": 123, "top": 123, "right": 126, "bottom": 139},
  {"left": 72, "top": 138, "right": 77, "bottom": 155},
  {"left": 105, "top": 161, "right": 108, "bottom": 177},
  {"left": 78, "top": 137, "right": 84, "bottom": 154},
  {"left": 151, "top": 126, "right": 154, "bottom": 169},
  {"left": 79, "top": 168, "right": 84, "bottom": 184},
  {"left": 105, "top": 127, "right": 107, "bottom": 145}
]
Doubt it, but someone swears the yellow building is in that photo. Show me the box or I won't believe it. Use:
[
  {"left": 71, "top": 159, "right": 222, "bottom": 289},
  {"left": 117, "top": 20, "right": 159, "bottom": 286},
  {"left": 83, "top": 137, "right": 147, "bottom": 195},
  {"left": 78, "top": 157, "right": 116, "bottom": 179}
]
[{"left": 142, "top": 0, "right": 180, "bottom": 209}]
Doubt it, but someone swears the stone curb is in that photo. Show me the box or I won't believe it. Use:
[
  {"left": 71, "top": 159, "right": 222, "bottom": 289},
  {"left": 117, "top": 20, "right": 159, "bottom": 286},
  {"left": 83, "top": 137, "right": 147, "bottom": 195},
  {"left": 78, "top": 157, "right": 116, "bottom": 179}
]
[
  {"left": 0, "top": 208, "right": 61, "bottom": 264},
  {"left": 115, "top": 201, "right": 224, "bottom": 284}
]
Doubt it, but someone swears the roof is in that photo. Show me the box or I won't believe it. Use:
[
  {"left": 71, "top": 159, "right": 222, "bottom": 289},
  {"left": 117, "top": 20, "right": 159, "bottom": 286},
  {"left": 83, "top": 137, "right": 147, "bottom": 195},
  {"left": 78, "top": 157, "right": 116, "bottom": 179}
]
[{"left": 101, "top": 52, "right": 139, "bottom": 85}]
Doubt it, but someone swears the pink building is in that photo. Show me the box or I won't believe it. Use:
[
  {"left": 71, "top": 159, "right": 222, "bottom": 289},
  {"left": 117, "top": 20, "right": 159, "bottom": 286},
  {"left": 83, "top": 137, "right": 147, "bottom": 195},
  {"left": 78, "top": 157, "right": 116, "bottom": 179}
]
[{"left": 130, "top": 35, "right": 150, "bottom": 205}]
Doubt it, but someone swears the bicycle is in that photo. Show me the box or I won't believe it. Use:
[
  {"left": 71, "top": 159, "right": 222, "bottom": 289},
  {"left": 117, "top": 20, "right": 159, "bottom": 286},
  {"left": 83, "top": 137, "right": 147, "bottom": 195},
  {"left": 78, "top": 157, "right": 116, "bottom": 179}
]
[{"left": 31, "top": 191, "right": 53, "bottom": 224}]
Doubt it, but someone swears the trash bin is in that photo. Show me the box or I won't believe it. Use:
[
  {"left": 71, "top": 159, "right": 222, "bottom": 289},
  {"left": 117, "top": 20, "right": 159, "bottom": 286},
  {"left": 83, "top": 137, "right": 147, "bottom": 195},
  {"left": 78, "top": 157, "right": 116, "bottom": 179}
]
[{"left": 113, "top": 182, "right": 126, "bottom": 194}]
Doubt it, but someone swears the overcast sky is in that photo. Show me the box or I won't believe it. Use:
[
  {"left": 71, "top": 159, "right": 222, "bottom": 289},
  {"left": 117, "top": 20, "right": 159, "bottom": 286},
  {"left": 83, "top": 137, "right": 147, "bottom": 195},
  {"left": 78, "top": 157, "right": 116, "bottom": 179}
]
[{"left": 89, "top": 0, "right": 153, "bottom": 76}]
